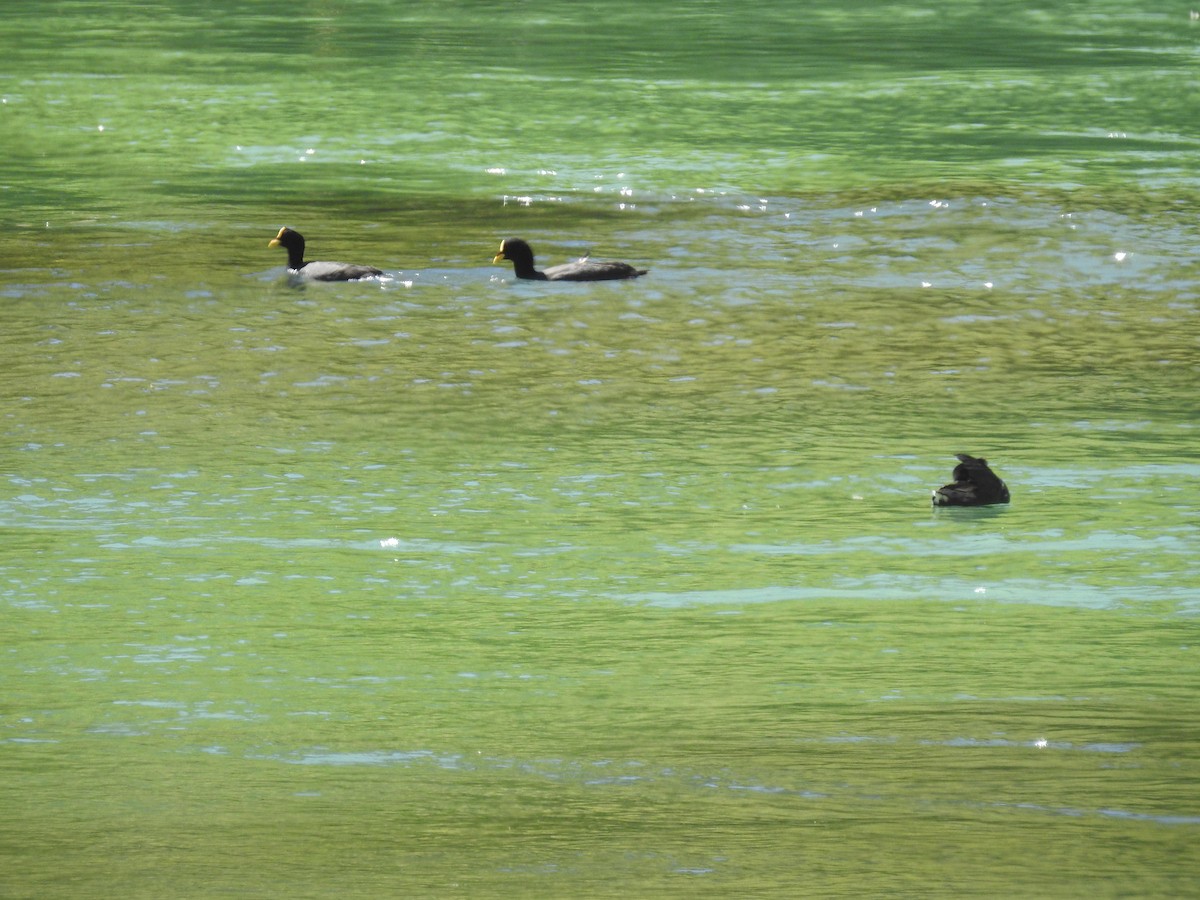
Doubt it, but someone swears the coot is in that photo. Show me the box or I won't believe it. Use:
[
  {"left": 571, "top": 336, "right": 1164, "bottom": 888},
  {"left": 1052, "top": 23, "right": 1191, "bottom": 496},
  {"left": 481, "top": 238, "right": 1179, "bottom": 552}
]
[
  {"left": 268, "top": 227, "right": 383, "bottom": 281},
  {"left": 932, "top": 454, "right": 1011, "bottom": 507},
  {"left": 493, "top": 238, "right": 647, "bottom": 281}
]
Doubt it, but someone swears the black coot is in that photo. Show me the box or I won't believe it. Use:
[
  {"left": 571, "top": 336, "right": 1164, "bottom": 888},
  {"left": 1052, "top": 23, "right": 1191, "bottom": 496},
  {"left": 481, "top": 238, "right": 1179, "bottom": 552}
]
[
  {"left": 493, "top": 238, "right": 647, "bottom": 281},
  {"left": 268, "top": 227, "right": 383, "bottom": 281},
  {"left": 932, "top": 454, "right": 1011, "bottom": 507}
]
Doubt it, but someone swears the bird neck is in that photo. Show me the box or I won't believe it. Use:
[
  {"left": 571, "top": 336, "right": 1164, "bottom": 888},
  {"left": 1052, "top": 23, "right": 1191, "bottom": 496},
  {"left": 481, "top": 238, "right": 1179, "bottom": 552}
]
[
  {"left": 285, "top": 246, "right": 306, "bottom": 269},
  {"left": 511, "top": 260, "right": 546, "bottom": 280}
]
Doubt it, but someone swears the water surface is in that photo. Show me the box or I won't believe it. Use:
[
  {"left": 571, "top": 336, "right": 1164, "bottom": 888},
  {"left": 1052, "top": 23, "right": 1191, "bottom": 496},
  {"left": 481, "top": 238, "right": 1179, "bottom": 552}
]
[{"left": 2, "top": 1, "right": 1198, "bottom": 896}]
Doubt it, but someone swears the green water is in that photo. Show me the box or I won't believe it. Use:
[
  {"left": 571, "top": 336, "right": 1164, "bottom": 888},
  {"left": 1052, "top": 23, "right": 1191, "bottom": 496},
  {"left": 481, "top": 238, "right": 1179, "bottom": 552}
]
[{"left": 2, "top": 1, "right": 1198, "bottom": 897}]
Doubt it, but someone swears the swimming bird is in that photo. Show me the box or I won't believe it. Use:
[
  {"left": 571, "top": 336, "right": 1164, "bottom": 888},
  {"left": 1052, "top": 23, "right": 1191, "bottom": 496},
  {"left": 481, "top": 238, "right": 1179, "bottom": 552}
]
[
  {"left": 493, "top": 238, "right": 647, "bottom": 281},
  {"left": 268, "top": 227, "right": 383, "bottom": 281},
  {"left": 932, "top": 454, "right": 1011, "bottom": 507}
]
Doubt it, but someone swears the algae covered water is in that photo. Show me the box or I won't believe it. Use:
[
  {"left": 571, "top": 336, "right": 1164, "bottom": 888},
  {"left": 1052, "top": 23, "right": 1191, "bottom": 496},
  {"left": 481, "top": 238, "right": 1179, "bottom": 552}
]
[{"left": 2, "top": 1, "right": 1198, "bottom": 896}]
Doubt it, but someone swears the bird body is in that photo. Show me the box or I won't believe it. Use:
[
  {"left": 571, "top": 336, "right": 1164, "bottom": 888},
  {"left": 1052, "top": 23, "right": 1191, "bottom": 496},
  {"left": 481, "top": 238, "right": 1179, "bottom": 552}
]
[
  {"left": 932, "top": 454, "right": 1011, "bottom": 507},
  {"left": 493, "top": 238, "right": 647, "bottom": 281},
  {"left": 268, "top": 227, "right": 382, "bottom": 281}
]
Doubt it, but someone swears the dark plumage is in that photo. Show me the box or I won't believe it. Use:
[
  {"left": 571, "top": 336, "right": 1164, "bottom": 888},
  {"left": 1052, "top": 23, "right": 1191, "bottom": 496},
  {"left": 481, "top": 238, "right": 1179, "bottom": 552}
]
[
  {"left": 493, "top": 238, "right": 647, "bottom": 281},
  {"left": 268, "top": 227, "right": 383, "bottom": 281},
  {"left": 932, "top": 454, "right": 1011, "bottom": 507}
]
